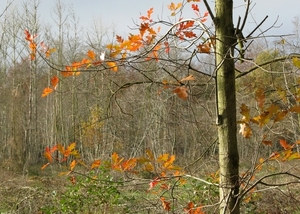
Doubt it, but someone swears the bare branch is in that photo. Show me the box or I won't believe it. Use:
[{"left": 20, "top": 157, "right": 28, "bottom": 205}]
[
  {"left": 236, "top": 54, "right": 300, "bottom": 78},
  {"left": 203, "top": 0, "right": 215, "bottom": 23}
]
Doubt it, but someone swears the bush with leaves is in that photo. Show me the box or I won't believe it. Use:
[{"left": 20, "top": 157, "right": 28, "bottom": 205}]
[{"left": 41, "top": 166, "right": 128, "bottom": 213}]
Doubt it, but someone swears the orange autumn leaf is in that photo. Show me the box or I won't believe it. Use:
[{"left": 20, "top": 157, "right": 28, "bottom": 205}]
[
  {"left": 70, "top": 160, "right": 76, "bottom": 171},
  {"left": 179, "top": 21, "right": 194, "bottom": 31},
  {"left": 111, "top": 152, "right": 124, "bottom": 170},
  {"left": 180, "top": 75, "right": 195, "bottom": 82},
  {"left": 239, "top": 123, "right": 252, "bottom": 138},
  {"left": 197, "top": 43, "right": 210, "bottom": 53},
  {"left": 70, "top": 175, "right": 76, "bottom": 185},
  {"left": 168, "top": 2, "right": 182, "bottom": 16},
  {"left": 148, "top": 177, "right": 160, "bottom": 191},
  {"left": 279, "top": 139, "right": 293, "bottom": 150},
  {"left": 87, "top": 50, "right": 96, "bottom": 60},
  {"left": 140, "top": 22, "right": 150, "bottom": 37},
  {"left": 45, "top": 48, "right": 56, "bottom": 58},
  {"left": 270, "top": 151, "right": 280, "bottom": 160},
  {"left": 183, "top": 31, "right": 197, "bottom": 38},
  {"left": 106, "top": 61, "right": 118, "bottom": 72},
  {"left": 121, "top": 158, "right": 137, "bottom": 171},
  {"left": 274, "top": 110, "right": 288, "bottom": 123},
  {"left": 173, "top": 86, "right": 188, "bottom": 100},
  {"left": 42, "top": 87, "right": 53, "bottom": 97},
  {"left": 43, "top": 145, "right": 57, "bottom": 163},
  {"left": 44, "top": 150, "right": 53, "bottom": 162},
  {"left": 184, "top": 202, "right": 194, "bottom": 213},
  {"left": 140, "top": 8, "right": 153, "bottom": 22},
  {"left": 185, "top": 202, "right": 204, "bottom": 214},
  {"left": 160, "top": 183, "right": 170, "bottom": 190},
  {"left": 29, "top": 42, "right": 37, "bottom": 52},
  {"left": 262, "top": 140, "right": 272, "bottom": 146},
  {"left": 24, "top": 29, "right": 37, "bottom": 42},
  {"left": 160, "top": 197, "right": 171, "bottom": 211},
  {"left": 289, "top": 105, "right": 300, "bottom": 113},
  {"left": 91, "top": 159, "right": 101, "bottom": 169},
  {"left": 112, "top": 152, "right": 120, "bottom": 163},
  {"left": 201, "top": 11, "right": 209, "bottom": 22},
  {"left": 51, "top": 76, "right": 59, "bottom": 89},
  {"left": 164, "top": 155, "right": 176, "bottom": 168},
  {"left": 191, "top": 4, "right": 199, "bottom": 12},
  {"left": 41, "top": 163, "right": 50, "bottom": 170},
  {"left": 116, "top": 35, "right": 124, "bottom": 43},
  {"left": 251, "top": 104, "right": 279, "bottom": 127}
]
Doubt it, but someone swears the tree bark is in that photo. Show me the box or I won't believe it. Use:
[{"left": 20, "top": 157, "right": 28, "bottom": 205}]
[{"left": 215, "top": 0, "right": 240, "bottom": 213}]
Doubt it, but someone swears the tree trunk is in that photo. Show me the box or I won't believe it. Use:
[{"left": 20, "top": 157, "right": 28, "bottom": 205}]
[{"left": 215, "top": 0, "right": 240, "bottom": 213}]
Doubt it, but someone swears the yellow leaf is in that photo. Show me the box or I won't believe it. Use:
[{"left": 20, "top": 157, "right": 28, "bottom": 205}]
[
  {"left": 57, "top": 144, "right": 65, "bottom": 154},
  {"left": 146, "top": 149, "right": 154, "bottom": 160},
  {"left": 292, "top": 57, "right": 300, "bottom": 69},
  {"left": 277, "top": 87, "right": 287, "bottom": 103},
  {"left": 67, "top": 142, "right": 76, "bottom": 152},
  {"left": 137, "top": 156, "right": 151, "bottom": 164},
  {"left": 59, "top": 171, "right": 69, "bottom": 176},
  {"left": 287, "top": 152, "right": 300, "bottom": 160},
  {"left": 157, "top": 154, "right": 169, "bottom": 162},
  {"left": 144, "top": 163, "right": 154, "bottom": 171},
  {"left": 106, "top": 61, "right": 118, "bottom": 72},
  {"left": 240, "top": 103, "right": 250, "bottom": 122}
]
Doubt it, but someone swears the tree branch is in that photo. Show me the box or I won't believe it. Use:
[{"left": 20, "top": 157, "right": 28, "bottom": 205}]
[{"left": 236, "top": 54, "right": 300, "bottom": 78}]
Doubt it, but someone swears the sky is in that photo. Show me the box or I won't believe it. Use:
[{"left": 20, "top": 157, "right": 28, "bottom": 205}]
[{"left": 2, "top": 0, "right": 300, "bottom": 39}]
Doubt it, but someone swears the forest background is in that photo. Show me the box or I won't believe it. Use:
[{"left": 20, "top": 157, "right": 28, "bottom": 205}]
[{"left": 1, "top": 0, "right": 300, "bottom": 213}]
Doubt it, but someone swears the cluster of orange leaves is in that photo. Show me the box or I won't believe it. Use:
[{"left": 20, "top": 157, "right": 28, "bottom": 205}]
[
  {"left": 239, "top": 87, "right": 300, "bottom": 139},
  {"left": 40, "top": 49, "right": 117, "bottom": 97},
  {"left": 38, "top": 1, "right": 211, "bottom": 100},
  {"left": 24, "top": 29, "right": 56, "bottom": 60},
  {"left": 160, "top": 74, "right": 195, "bottom": 100},
  {"left": 269, "top": 139, "right": 300, "bottom": 161},
  {"left": 41, "top": 142, "right": 205, "bottom": 212},
  {"left": 159, "top": 198, "right": 204, "bottom": 213},
  {"left": 106, "top": 7, "right": 160, "bottom": 60},
  {"left": 24, "top": 30, "right": 118, "bottom": 98}
]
